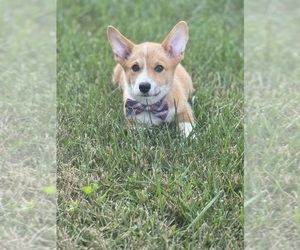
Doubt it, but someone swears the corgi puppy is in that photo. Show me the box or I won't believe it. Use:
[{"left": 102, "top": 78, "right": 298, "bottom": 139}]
[{"left": 107, "top": 21, "right": 195, "bottom": 137}]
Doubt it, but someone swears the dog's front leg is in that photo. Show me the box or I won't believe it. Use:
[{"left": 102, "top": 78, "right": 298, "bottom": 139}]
[{"left": 177, "top": 109, "right": 195, "bottom": 138}]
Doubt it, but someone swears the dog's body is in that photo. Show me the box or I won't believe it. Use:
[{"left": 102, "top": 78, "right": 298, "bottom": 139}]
[{"left": 107, "top": 21, "right": 195, "bottom": 137}]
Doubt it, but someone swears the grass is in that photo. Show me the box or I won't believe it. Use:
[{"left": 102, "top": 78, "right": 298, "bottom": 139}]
[
  {"left": 244, "top": 0, "right": 300, "bottom": 249},
  {"left": 0, "top": 1, "right": 56, "bottom": 249},
  {"left": 57, "top": 0, "right": 243, "bottom": 249}
]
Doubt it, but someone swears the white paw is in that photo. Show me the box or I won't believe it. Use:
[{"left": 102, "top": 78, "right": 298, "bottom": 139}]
[{"left": 179, "top": 122, "right": 195, "bottom": 138}]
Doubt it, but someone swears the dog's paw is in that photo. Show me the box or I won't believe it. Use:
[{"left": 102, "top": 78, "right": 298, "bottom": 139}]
[{"left": 179, "top": 122, "right": 196, "bottom": 138}]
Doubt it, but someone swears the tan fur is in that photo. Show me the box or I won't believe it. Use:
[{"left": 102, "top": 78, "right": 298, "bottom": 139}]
[{"left": 107, "top": 21, "right": 195, "bottom": 135}]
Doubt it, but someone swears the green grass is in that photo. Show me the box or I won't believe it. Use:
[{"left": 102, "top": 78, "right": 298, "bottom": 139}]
[
  {"left": 0, "top": 1, "right": 56, "bottom": 249},
  {"left": 244, "top": 1, "right": 300, "bottom": 248},
  {"left": 57, "top": 0, "right": 243, "bottom": 249}
]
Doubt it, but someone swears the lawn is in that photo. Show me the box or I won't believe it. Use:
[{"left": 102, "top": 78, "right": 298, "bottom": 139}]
[
  {"left": 0, "top": 1, "right": 56, "bottom": 249},
  {"left": 244, "top": 1, "right": 300, "bottom": 249},
  {"left": 57, "top": 0, "right": 243, "bottom": 249}
]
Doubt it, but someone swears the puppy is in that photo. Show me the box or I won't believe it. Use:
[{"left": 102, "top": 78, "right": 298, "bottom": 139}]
[{"left": 107, "top": 21, "right": 195, "bottom": 137}]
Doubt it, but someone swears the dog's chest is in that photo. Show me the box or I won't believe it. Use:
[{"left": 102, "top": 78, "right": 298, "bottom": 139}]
[{"left": 132, "top": 107, "right": 175, "bottom": 126}]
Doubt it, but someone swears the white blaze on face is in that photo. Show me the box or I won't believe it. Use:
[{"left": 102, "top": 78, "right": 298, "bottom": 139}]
[{"left": 132, "top": 43, "right": 157, "bottom": 97}]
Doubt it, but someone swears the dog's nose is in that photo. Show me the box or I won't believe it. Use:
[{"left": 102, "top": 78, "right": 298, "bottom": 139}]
[{"left": 139, "top": 82, "right": 151, "bottom": 93}]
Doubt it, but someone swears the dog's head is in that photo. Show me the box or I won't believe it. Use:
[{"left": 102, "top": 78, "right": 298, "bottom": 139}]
[{"left": 107, "top": 21, "right": 189, "bottom": 104}]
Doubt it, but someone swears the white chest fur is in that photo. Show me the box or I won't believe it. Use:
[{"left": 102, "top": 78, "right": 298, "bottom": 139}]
[{"left": 133, "top": 107, "right": 175, "bottom": 126}]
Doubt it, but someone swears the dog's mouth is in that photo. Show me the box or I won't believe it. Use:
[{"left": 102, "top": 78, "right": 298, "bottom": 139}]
[{"left": 140, "top": 91, "right": 161, "bottom": 97}]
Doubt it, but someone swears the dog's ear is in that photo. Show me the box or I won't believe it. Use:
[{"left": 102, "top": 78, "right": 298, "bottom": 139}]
[
  {"left": 107, "top": 26, "right": 135, "bottom": 61},
  {"left": 162, "top": 21, "right": 189, "bottom": 58}
]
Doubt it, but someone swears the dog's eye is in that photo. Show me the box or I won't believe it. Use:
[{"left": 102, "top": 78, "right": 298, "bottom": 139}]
[
  {"left": 131, "top": 64, "right": 140, "bottom": 72},
  {"left": 154, "top": 65, "right": 164, "bottom": 73}
]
